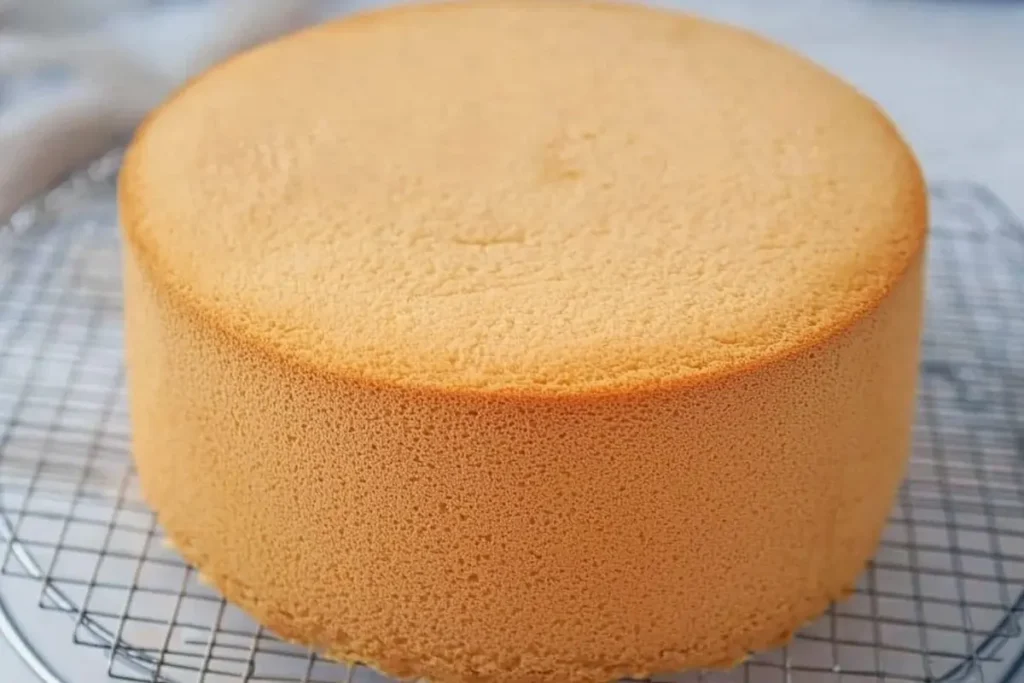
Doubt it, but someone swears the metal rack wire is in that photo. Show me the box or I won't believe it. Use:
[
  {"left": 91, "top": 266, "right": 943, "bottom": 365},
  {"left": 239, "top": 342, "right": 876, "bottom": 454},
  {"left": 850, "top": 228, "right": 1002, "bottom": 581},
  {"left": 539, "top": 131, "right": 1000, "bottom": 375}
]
[{"left": 0, "top": 169, "right": 1022, "bottom": 682}]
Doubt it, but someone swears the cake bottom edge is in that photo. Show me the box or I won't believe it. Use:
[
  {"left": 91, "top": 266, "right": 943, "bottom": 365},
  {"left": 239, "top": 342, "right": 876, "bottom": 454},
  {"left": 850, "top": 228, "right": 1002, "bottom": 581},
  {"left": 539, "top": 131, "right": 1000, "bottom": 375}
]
[{"left": 159, "top": 527, "right": 862, "bottom": 683}]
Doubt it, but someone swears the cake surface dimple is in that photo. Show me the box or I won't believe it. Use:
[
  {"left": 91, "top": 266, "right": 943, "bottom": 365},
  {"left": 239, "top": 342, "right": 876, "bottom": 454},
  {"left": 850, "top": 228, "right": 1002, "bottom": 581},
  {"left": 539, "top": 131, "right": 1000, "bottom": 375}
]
[
  {"left": 120, "top": 2, "right": 928, "bottom": 682},
  {"left": 121, "top": 0, "right": 924, "bottom": 394}
]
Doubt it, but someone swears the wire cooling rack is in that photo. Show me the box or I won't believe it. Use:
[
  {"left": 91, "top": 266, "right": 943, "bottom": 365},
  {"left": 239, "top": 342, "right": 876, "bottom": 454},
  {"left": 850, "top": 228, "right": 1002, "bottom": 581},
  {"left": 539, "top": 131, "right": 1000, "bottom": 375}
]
[{"left": 0, "top": 167, "right": 1022, "bottom": 683}]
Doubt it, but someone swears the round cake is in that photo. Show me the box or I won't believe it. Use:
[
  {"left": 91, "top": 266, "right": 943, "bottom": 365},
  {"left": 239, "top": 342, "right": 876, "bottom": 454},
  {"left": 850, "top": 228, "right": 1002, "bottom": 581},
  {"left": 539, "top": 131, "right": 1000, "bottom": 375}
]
[{"left": 119, "top": 2, "right": 928, "bottom": 681}]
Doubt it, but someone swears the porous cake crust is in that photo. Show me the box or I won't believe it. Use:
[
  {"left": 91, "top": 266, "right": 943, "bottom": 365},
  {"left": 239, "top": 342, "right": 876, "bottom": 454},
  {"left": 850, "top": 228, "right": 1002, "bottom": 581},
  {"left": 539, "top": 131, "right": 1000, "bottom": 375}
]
[{"left": 119, "top": 2, "right": 928, "bottom": 681}]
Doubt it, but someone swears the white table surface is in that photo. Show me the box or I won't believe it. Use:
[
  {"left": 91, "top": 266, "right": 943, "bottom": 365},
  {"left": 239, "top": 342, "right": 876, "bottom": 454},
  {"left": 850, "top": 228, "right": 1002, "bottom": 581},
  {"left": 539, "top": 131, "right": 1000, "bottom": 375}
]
[
  {"left": 0, "top": 636, "right": 33, "bottom": 681},
  {"left": 2, "top": 638, "right": 39, "bottom": 681},
  {"left": 2, "top": 0, "right": 1023, "bottom": 680}
]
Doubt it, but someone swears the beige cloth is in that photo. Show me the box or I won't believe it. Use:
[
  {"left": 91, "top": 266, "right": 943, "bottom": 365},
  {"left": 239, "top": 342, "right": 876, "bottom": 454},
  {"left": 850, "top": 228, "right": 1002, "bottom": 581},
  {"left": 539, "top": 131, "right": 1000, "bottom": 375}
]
[{"left": 0, "top": 0, "right": 336, "bottom": 225}]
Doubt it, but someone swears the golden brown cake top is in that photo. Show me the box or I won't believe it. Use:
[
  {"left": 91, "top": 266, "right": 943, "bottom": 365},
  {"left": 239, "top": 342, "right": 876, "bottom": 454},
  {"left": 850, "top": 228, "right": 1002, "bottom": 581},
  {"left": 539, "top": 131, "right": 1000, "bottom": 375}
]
[{"left": 120, "top": 0, "right": 926, "bottom": 395}]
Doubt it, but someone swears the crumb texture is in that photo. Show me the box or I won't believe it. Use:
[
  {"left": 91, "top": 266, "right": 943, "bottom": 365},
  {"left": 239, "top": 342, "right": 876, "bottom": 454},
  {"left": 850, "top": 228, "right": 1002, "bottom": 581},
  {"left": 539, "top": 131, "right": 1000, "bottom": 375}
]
[
  {"left": 120, "top": 0, "right": 925, "bottom": 393},
  {"left": 120, "top": 2, "right": 928, "bottom": 682}
]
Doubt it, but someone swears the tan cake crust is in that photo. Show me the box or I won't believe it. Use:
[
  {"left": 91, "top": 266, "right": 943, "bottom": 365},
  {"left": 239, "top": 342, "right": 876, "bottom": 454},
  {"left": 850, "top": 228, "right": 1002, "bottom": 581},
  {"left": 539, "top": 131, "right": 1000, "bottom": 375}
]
[{"left": 119, "top": 2, "right": 928, "bottom": 681}]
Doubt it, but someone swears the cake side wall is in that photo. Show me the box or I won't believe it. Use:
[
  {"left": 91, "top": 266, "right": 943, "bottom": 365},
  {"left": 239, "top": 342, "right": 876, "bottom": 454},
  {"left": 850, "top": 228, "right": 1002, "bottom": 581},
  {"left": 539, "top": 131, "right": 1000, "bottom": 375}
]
[{"left": 122, "top": 248, "right": 925, "bottom": 683}]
